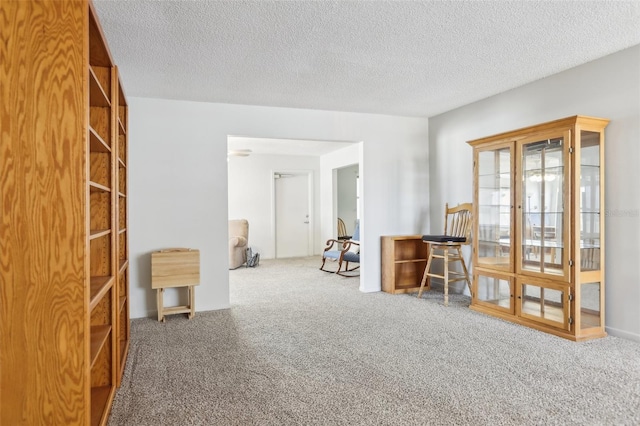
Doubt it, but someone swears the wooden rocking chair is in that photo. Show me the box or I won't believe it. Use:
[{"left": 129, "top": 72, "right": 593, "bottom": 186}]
[{"left": 320, "top": 220, "right": 360, "bottom": 276}]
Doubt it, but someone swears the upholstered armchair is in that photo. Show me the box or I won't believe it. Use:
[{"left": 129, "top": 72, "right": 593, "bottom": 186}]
[{"left": 229, "top": 219, "right": 249, "bottom": 269}]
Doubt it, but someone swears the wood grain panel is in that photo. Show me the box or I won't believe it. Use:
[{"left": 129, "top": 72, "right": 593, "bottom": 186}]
[
  {"left": 89, "top": 127, "right": 111, "bottom": 153},
  {"left": 88, "top": 3, "right": 113, "bottom": 67},
  {"left": 90, "top": 328, "right": 112, "bottom": 388},
  {"left": 90, "top": 106, "right": 111, "bottom": 148},
  {"left": 90, "top": 152, "right": 111, "bottom": 191},
  {"left": 151, "top": 249, "right": 201, "bottom": 289},
  {"left": 118, "top": 200, "right": 126, "bottom": 229},
  {"left": 90, "top": 191, "right": 110, "bottom": 231},
  {"left": 89, "top": 66, "right": 111, "bottom": 106},
  {"left": 118, "top": 118, "right": 126, "bottom": 135},
  {"left": 90, "top": 288, "right": 112, "bottom": 327},
  {"left": 118, "top": 270, "right": 126, "bottom": 297},
  {"left": 118, "top": 231, "right": 127, "bottom": 262},
  {"left": 0, "top": 1, "right": 89, "bottom": 424},
  {"left": 118, "top": 166, "right": 126, "bottom": 194},
  {"left": 117, "top": 338, "right": 129, "bottom": 378},
  {"left": 119, "top": 259, "right": 129, "bottom": 274},
  {"left": 118, "top": 134, "right": 126, "bottom": 164},
  {"left": 90, "top": 386, "right": 112, "bottom": 426},
  {"left": 90, "top": 236, "right": 111, "bottom": 277},
  {"left": 90, "top": 276, "right": 114, "bottom": 312},
  {"left": 90, "top": 325, "right": 111, "bottom": 367},
  {"left": 118, "top": 306, "right": 127, "bottom": 337}
]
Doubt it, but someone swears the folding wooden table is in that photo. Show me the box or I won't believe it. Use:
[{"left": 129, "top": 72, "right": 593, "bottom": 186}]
[{"left": 151, "top": 248, "right": 200, "bottom": 322}]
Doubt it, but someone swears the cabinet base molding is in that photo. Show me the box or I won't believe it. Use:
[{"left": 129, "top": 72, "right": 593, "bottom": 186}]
[{"left": 470, "top": 305, "right": 608, "bottom": 342}]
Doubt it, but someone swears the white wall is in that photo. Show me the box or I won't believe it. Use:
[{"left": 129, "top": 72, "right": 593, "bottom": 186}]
[
  {"left": 129, "top": 100, "right": 429, "bottom": 318},
  {"left": 337, "top": 164, "right": 359, "bottom": 235},
  {"left": 428, "top": 45, "right": 640, "bottom": 341},
  {"left": 227, "top": 153, "right": 320, "bottom": 259}
]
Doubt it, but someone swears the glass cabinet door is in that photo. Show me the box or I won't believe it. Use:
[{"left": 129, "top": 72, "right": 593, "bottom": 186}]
[
  {"left": 474, "top": 273, "right": 513, "bottom": 314},
  {"left": 579, "top": 130, "right": 601, "bottom": 271},
  {"left": 517, "top": 279, "right": 571, "bottom": 331},
  {"left": 518, "top": 132, "right": 570, "bottom": 280},
  {"left": 475, "top": 144, "right": 512, "bottom": 271}
]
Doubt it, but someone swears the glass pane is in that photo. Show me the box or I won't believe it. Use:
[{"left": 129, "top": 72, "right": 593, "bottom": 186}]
[
  {"left": 477, "top": 148, "right": 511, "bottom": 267},
  {"left": 477, "top": 275, "right": 511, "bottom": 310},
  {"left": 521, "top": 283, "right": 565, "bottom": 326},
  {"left": 580, "top": 131, "right": 601, "bottom": 271},
  {"left": 580, "top": 282, "right": 601, "bottom": 329},
  {"left": 521, "top": 138, "right": 564, "bottom": 275}
]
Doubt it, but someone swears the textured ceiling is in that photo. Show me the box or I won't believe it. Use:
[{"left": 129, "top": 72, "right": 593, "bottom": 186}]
[{"left": 94, "top": 0, "right": 640, "bottom": 118}]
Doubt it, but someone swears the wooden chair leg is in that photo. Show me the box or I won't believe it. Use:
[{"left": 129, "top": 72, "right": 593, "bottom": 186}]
[
  {"left": 320, "top": 256, "right": 327, "bottom": 271},
  {"left": 443, "top": 248, "right": 449, "bottom": 307},
  {"left": 457, "top": 246, "right": 472, "bottom": 294},
  {"left": 418, "top": 247, "right": 434, "bottom": 298}
]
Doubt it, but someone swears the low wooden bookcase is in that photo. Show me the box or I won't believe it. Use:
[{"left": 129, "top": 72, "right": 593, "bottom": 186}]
[{"left": 381, "top": 235, "right": 429, "bottom": 294}]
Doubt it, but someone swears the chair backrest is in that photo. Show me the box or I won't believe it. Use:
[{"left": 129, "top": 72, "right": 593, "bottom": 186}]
[
  {"left": 352, "top": 220, "right": 360, "bottom": 241},
  {"left": 337, "top": 218, "right": 348, "bottom": 239},
  {"left": 444, "top": 203, "right": 472, "bottom": 244}
]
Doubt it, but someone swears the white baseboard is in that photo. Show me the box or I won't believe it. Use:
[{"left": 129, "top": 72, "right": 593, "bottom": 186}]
[{"left": 605, "top": 325, "right": 640, "bottom": 343}]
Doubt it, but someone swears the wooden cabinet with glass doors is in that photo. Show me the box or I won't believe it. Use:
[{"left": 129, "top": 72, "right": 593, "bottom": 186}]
[{"left": 468, "top": 116, "right": 608, "bottom": 341}]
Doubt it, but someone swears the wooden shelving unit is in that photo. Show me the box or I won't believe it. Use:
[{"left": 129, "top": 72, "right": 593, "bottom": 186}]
[
  {"left": 468, "top": 116, "right": 609, "bottom": 341},
  {"left": 381, "top": 235, "right": 429, "bottom": 294},
  {"left": 115, "top": 76, "right": 130, "bottom": 386},
  {"left": 1, "top": 1, "right": 129, "bottom": 424},
  {"left": 88, "top": 5, "right": 117, "bottom": 424}
]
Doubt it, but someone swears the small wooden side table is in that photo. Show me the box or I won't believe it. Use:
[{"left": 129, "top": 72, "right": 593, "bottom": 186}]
[{"left": 151, "top": 248, "right": 200, "bottom": 322}]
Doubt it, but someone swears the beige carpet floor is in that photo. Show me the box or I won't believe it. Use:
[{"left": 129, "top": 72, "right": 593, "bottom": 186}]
[{"left": 108, "top": 256, "right": 640, "bottom": 425}]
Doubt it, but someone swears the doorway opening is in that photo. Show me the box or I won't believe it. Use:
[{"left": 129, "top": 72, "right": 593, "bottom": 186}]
[
  {"left": 227, "top": 135, "right": 359, "bottom": 259},
  {"left": 226, "top": 135, "right": 362, "bottom": 294}
]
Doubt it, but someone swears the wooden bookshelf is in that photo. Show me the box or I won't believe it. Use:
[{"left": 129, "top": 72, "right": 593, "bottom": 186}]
[
  {"left": 1, "top": 1, "right": 129, "bottom": 423},
  {"left": 381, "top": 235, "right": 429, "bottom": 294},
  {"left": 115, "top": 75, "right": 130, "bottom": 387}
]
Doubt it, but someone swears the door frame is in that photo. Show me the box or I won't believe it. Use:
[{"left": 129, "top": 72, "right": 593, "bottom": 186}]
[{"left": 271, "top": 169, "right": 314, "bottom": 258}]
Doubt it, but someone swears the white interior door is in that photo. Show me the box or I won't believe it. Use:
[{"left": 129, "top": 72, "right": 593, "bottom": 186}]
[{"left": 275, "top": 172, "right": 311, "bottom": 258}]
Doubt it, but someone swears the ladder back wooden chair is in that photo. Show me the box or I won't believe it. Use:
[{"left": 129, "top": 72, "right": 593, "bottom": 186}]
[
  {"left": 418, "top": 203, "right": 472, "bottom": 306},
  {"left": 337, "top": 217, "right": 351, "bottom": 241}
]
